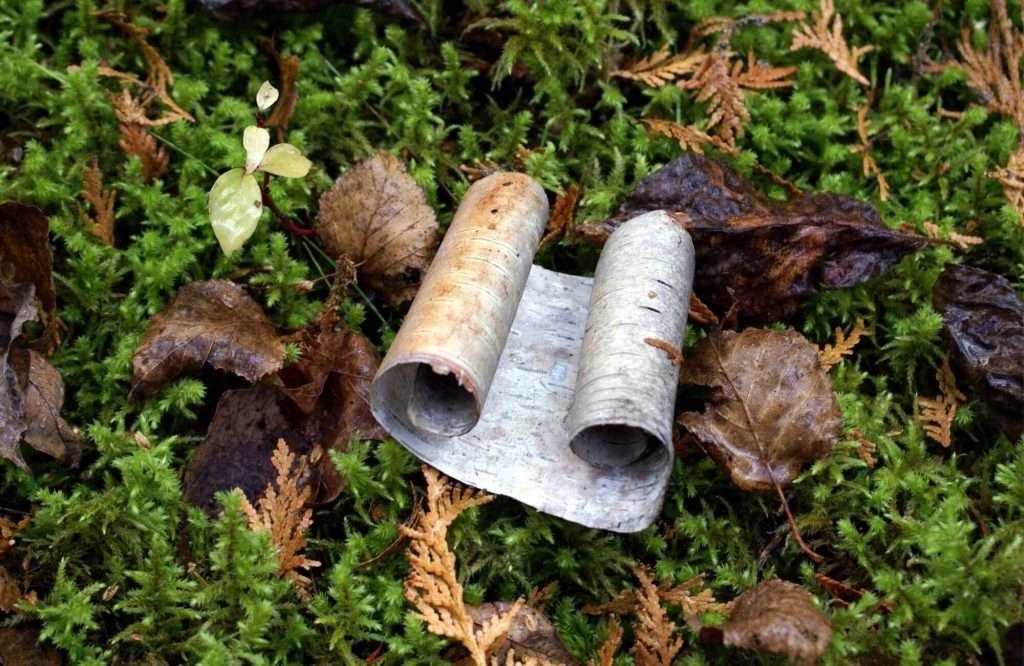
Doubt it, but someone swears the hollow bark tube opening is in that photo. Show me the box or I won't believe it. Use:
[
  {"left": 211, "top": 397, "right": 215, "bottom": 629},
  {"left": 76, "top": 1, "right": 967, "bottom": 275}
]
[
  {"left": 570, "top": 424, "right": 660, "bottom": 468},
  {"left": 406, "top": 363, "right": 478, "bottom": 436}
]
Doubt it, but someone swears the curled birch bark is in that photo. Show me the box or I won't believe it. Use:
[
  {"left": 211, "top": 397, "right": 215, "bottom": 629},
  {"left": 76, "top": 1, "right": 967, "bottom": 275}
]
[
  {"left": 568, "top": 211, "right": 695, "bottom": 470},
  {"left": 372, "top": 173, "right": 547, "bottom": 437}
]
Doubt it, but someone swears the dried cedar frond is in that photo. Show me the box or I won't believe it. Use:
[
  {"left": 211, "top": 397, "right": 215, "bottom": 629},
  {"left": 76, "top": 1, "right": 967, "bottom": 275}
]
[
  {"left": 989, "top": 144, "right": 1024, "bottom": 224},
  {"left": 611, "top": 45, "right": 706, "bottom": 88},
  {"left": 850, "top": 101, "right": 890, "bottom": 201},
  {"left": 239, "top": 439, "right": 321, "bottom": 594},
  {"left": 954, "top": 0, "right": 1024, "bottom": 128},
  {"left": 693, "top": 11, "right": 807, "bottom": 39},
  {"left": 688, "top": 293, "right": 720, "bottom": 326},
  {"left": 630, "top": 567, "right": 683, "bottom": 666},
  {"left": 730, "top": 49, "right": 797, "bottom": 89},
  {"left": 818, "top": 317, "right": 867, "bottom": 370},
  {"left": 403, "top": 466, "right": 522, "bottom": 666},
  {"left": 791, "top": 0, "right": 873, "bottom": 86},
  {"left": 922, "top": 222, "right": 984, "bottom": 251},
  {"left": 640, "top": 118, "right": 736, "bottom": 155},
  {"left": 917, "top": 357, "right": 965, "bottom": 448},
  {"left": 118, "top": 124, "right": 168, "bottom": 183},
  {"left": 80, "top": 160, "right": 117, "bottom": 246},
  {"left": 679, "top": 51, "right": 749, "bottom": 149},
  {"left": 659, "top": 574, "right": 733, "bottom": 619},
  {"left": 587, "top": 616, "right": 622, "bottom": 666},
  {"left": 539, "top": 184, "right": 580, "bottom": 248}
]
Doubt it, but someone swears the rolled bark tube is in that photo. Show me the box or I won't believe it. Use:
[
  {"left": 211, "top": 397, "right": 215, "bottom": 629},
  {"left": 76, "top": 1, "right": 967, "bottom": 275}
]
[
  {"left": 568, "top": 210, "right": 695, "bottom": 468},
  {"left": 372, "top": 172, "right": 548, "bottom": 437}
]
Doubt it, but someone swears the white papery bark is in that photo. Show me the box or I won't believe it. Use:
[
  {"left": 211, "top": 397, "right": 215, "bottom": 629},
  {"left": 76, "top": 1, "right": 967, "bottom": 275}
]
[{"left": 371, "top": 177, "right": 695, "bottom": 532}]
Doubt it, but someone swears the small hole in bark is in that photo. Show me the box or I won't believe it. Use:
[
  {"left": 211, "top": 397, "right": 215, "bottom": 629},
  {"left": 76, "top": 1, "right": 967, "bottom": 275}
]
[
  {"left": 490, "top": 208, "right": 498, "bottom": 214},
  {"left": 502, "top": 181, "right": 512, "bottom": 186}
]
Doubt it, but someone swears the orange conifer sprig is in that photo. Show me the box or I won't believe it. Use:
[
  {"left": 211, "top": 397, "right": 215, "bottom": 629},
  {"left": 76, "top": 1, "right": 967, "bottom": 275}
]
[
  {"left": 791, "top": 0, "right": 873, "bottom": 86},
  {"left": 917, "top": 358, "right": 965, "bottom": 448}
]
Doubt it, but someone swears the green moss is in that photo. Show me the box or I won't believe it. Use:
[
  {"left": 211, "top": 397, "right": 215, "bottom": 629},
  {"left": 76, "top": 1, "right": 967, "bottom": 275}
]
[{"left": 0, "top": 0, "right": 1022, "bottom": 663}]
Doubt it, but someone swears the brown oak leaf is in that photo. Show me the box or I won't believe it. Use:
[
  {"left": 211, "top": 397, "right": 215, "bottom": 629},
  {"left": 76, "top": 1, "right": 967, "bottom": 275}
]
[
  {"left": 467, "top": 603, "right": 576, "bottom": 665},
  {"left": 0, "top": 203, "right": 57, "bottom": 344},
  {"left": 699, "top": 580, "right": 832, "bottom": 665},
  {"left": 317, "top": 152, "right": 438, "bottom": 303},
  {"left": 932, "top": 264, "right": 1024, "bottom": 440},
  {"left": 129, "top": 280, "right": 284, "bottom": 401},
  {"left": 579, "top": 154, "right": 925, "bottom": 324}
]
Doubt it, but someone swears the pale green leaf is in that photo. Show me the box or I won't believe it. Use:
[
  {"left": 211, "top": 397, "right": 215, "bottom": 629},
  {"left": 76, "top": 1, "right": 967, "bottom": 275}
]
[
  {"left": 257, "top": 143, "right": 312, "bottom": 178},
  {"left": 208, "top": 168, "right": 263, "bottom": 256},
  {"left": 243, "top": 126, "right": 270, "bottom": 174},
  {"left": 256, "top": 80, "right": 279, "bottom": 112}
]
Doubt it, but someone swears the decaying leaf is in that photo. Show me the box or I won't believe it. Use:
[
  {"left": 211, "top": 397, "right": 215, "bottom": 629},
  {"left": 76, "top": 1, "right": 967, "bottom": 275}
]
[
  {"left": 818, "top": 317, "right": 867, "bottom": 371},
  {"left": 611, "top": 45, "right": 706, "bottom": 88},
  {"left": 80, "top": 160, "right": 117, "bottom": 246},
  {"left": 467, "top": 603, "right": 576, "bottom": 665},
  {"left": 402, "top": 466, "right": 522, "bottom": 666},
  {"left": 0, "top": 202, "right": 57, "bottom": 341},
  {"left": 630, "top": 566, "right": 683, "bottom": 666},
  {"left": 0, "top": 626, "right": 63, "bottom": 666},
  {"left": 580, "top": 154, "right": 925, "bottom": 323},
  {"left": 587, "top": 616, "right": 622, "bottom": 666},
  {"left": 183, "top": 387, "right": 318, "bottom": 514},
  {"left": 680, "top": 328, "right": 840, "bottom": 559},
  {"left": 640, "top": 118, "right": 736, "bottom": 155},
  {"left": 118, "top": 124, "right": 168, "bottom": 184},
  {"left": 317, "top": 152, "right": 439, "bottom": 303},
  {"left": 21, "top": 350, "right": 81, "bottom": 467},
  {"left": 850, "top": 101, "right": 889, "bottom": 201},
  {"left": 129, "top": 280, "right": 284, "bottom": 401},
  {"left": 680, "top": 328, "right": 840, "bottom": 488},
  {"left": 790, "top": 0, "right": 873, "bottom": 86},
  {"left": 240, "top": 439, "right": 321, "bottom": 594},
  {"left": 700, "top": 580, "right": 832, "bottom": 665},
  {"left": 932, "top": 264, "right": 1024, "bottom": 439}
]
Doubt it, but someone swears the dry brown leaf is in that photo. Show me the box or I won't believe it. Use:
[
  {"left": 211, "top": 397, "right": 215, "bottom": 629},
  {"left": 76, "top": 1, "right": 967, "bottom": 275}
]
[
  {"left": 791, "top": 0, "right": 873, "bottom": 86},
  {"left": 468, "top": 603, "right": 576, "bottom": 665},
  {"left": 611, "top": 45, "right": 706, "bottom": 88},
  {"left": 0, "top": 516, "right": 29, "bottom": 560},
  {"left": 640, "top": 118, "right": 736, "bottom": 155},
  {"left": 129, "top": 280, "right": 284, "bottom": 401},
  {"left": 990, "top": 143, "right": 1024, "bottom": 224},
  {"left": 630, "top": 566, "right": 683, "bottom": 666},
  {"left": 539, "top": 184, "right": 580, "bottom": 248},
  {"left": 0, "top": 203, "right": 57, "bottom": 344},
  {"left": 680, "top": 328, "right": 841, "bottom": 560},
  {"left": 240, "top": 439, "right": 321, "bottom": 594},
  {"left": 587, "top": 616, "right": 622, "bottom": 666},
  {"left": 818, "top": 317, "right": 867, "bottom": 370},
  {"left": 0, "top": 566, "right": 19, "bottom": 612},
  {"left": 80, "top": 160, "right": 117, "bottom": 246},
  {"left": 688, "top": 293, "right": 720, "bottom": 326},
  {"left": 644, "top": 338, "right": 683, "bottom": 366},
  {"left": 700, "top": 580, "right": 832, "bottom": 665},
  {"left": 118, "top": 124, "right": 168, "bottom": 183},
  {"left": 21, "top": 350, "right": 82, "bottom": 467},
  {"left": 917, "top": 357, "right": 965, "bottom": 448},
  {"left": 403, "top": 466, "right": 521, "bottom": 666},
  {"left": 850, "top": 102, "right": 890, "bottom": 201},
  {"left": 679, "top": 51, "right": 749, "bottom": 149},
  {"left": 317, "top": 152, "right": 439, "bottom": 304},
  {"left": 954, "top": 0, "right": 1024, "bottom": 129},
  {"left": 922, "top": 222, "right": 984, "bottom": 251}
]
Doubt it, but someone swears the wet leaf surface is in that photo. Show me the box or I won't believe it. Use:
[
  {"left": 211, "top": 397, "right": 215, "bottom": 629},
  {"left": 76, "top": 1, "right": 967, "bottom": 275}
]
[
  {"left": 700, "top": 580, "right": 831, "bottom": 665},
  {"left": 22, "top": 350, "right": 81, "bottom": 467},
  {"left": 679, "top": 328, "right": 840, "bottom": 491},
  {"left": 0, "top": 202, "right": 56, "bottom": 345},
  {"left": 933, "top": 264, "right": 1024, "bottom": 440},
  {"left": 129, "top": 280, "right": 284, "bottom": 402},
  {"left": 579, "top": 154, "right": 925, "bottom": 323},
  {"left": 317, "top": 152, "right": 438, "bottom": 303},
  {"left": 467, "top": 602, "right": 577, "bottom": 665}
]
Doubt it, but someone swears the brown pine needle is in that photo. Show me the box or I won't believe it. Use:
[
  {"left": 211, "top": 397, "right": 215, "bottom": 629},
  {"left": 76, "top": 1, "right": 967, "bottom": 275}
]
[
  {"left": 630, "top": 567, "right": 683, "bottom": 666},
  {"left": 402, "top": 466, "right": 522, "bottom": 666},
  {"left": 239, "top": 439, "right": 321, "bottom": 594},
  {"left": 587, "top": 616, "right": 623, "bottom": 666},
  {"left": 118, "top": 124, "right": 168, "bottom": 184},
  {"left": 850, "top": 102, "right": 890, "bottom": 201},
  {"left": 611, "top": 45, "right": 706, "bottom": 88},
  {"left": 644, "top": 338, "right": 684, "bottom": 366},
  {"left": 819, "top": 317, "right": 868, "bottom": 370},
  {"left": 922, "top": 222, "right": 984, "bottom": 251},
  {"left": 640, "top": 118, "right": 737, "bottom": 155},
  {"left": 80, "top": 160, "right": 117, "bottom": 246},
  {"left": 539, "top": 184, "right": 580, "bottom": 248},
  {"left": 918, "top": 358, "right": 965, "bottom": 448},
  {"left": 688, "top": 293, "right": 720, "bottom": 326},
  {"left": 791, "top": 0, "right": 874, "bottom": 86}
]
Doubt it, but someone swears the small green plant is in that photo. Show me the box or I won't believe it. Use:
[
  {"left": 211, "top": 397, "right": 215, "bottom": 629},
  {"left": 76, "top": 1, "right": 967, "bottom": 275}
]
[{"left": 207, "top": 81, "right": 312, "bottom": 256}]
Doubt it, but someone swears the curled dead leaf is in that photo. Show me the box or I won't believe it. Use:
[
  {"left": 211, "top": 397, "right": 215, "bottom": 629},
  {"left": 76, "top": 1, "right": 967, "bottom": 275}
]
[
  {"left": 467, "top": 602, "right": 576, "bottom": 665},
  {"left": 317, "top": 152, "right": 438, "bottom": 304},
  {"left": 129, "top": 280, "right": 284, "bottom": 401},
  {"left": 579, "top": 154, "right": 925, "bottom": 324},
  {"left": 700, "top": 580, "right": 831, "bottom": 665},
  {"left": 932, "top": 264, "right": 1024, "bottom": 439}
]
